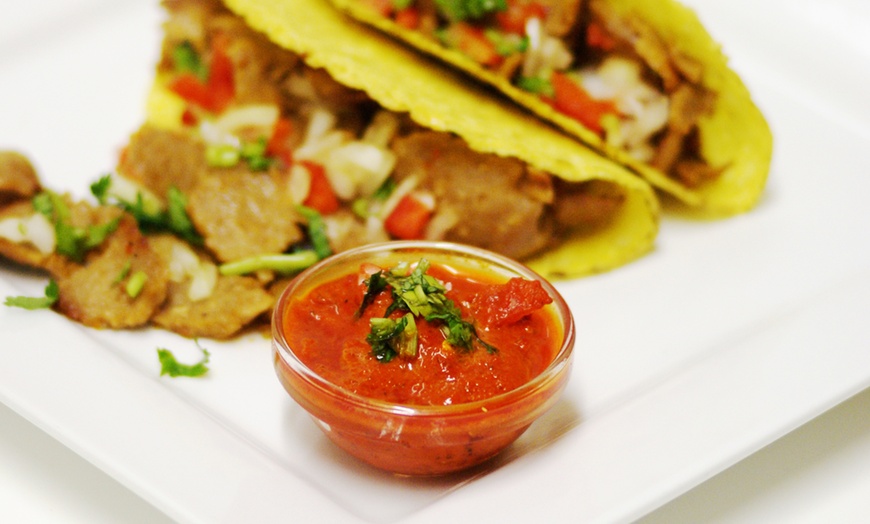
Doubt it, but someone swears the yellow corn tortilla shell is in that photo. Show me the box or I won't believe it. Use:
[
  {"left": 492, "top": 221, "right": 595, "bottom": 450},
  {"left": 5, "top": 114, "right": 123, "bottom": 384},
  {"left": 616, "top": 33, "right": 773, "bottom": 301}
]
[
  {"left": 153, "top": 0, "right": 659, "bottom": 279},
  {"left": 329, "top": 0, "right": 772, "bottom": 217}
]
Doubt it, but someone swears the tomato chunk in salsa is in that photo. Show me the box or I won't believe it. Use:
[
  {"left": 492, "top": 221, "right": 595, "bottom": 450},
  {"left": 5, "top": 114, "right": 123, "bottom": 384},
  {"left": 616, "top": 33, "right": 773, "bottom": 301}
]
[{"left": 281, "top": 260, "right": 560, "bottom": 406}]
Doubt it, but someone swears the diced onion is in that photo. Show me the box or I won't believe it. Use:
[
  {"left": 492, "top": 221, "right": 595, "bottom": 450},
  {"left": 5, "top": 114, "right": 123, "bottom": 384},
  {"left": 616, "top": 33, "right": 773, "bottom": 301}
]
[
  {"left": 287, "top": 163, "right": 312, "bottom": 204},
  {"left": 167, "top": 242, "right": 217, "bottom": 301},
  {"left": 578, "top": 57, "right": 670, "bottom": 160},
  {"left": 106, "top": 173, "right": 165, "bottom": 216},
  {"left": 324, "top": 142, "right": 396, "bottom": 199},
  {"left": 377, "top": 176, "right": 418, "bottom": 220},
  {"left": 362, "top": 111, "right": 400, "bottom": 148},
  {"left": 212, "top": 104, "right": 279, "bottom": 134},
  {"left": 522, "top": 17, "right": 572, "bottom": 78},
  {"left": 0, "top": 213, "right": 56, "bottom": 254}
]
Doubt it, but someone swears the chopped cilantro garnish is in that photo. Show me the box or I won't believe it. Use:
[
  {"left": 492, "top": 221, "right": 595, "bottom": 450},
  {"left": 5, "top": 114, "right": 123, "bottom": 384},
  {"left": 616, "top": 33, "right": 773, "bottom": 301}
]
[
  {"left": 296, "top": 205, "right": 333, "bottom": 260},
  {"left": 157, "top": 343, "right": 210, "bottom": 378},
  {"left": 355, "top": 270, "right": 388, "bottom": 318},
  {"left": 358, "top": 258, "right": 498, "bottom": 361},
  {"left": 435, "top": 0, "right": 507, "bottom": 21},
  {"left": 91, "top": 176, "right": 203, "bottom": 246},
  {"left": 516, "top": 75, "right": 554, "bottom": 97},
  {"left": 125, "top": 270, "right": 148, "bottom": 299},
  {"left": 33, "top": 190, "right": 120, "bottom": 262},
  {"left": 205, "top": 138, "right": 273, "bottom": 171},
  {"left": 172, "top": 41, "right": 208, "bottom": 81},
  {"left": 218, "top": 250, "right": 319, "bottom": 276},
  {"left": 367, "top": 313, "right": 418, "bottom": 362},
  {"left": 4, "top": 280, "right": 59, "bottom": 310}
]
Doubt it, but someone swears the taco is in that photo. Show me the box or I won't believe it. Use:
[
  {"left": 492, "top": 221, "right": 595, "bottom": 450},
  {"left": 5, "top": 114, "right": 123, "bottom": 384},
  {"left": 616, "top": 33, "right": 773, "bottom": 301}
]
[
  {"left": 327, "top": 0, "right": 772, "bottom": 216},
  {"left": 135, "top": 0, "right": 658, "bottom": 280}
]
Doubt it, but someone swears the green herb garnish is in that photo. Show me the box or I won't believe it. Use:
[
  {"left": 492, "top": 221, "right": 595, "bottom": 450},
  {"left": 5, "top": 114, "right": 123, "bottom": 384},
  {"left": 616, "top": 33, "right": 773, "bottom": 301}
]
[
  {"left": 367, "top": 313, "right": 418, "bottom": 362},
  {"left": 218, "top": 250, "right": 319, "bottom": 276},
  {"left": 91, "top": 176, "right": 203, "bottom": 246},
  {"left": 435, "top": 0, "right": 507, "bottom": 21},
  {"left": 296, "top": 205, "right": 333, "bottom": 260},
  {"left": 172, "top": 41, "right": 208, "bottom": 80},
  {"left": 516, "top": 75, "right": 554, "bottom": 97},
  {"left": 32, "top": 190, "right": 120, "bottom": 262},
  {"left": 157, "top": 343, "right": 210, "bottom": 378},
  {"left": 4, "top": 280, "right": 59, "bottom": 310},
  {"left": 358, "top": 258, "right": 497, "bottom": 361}
]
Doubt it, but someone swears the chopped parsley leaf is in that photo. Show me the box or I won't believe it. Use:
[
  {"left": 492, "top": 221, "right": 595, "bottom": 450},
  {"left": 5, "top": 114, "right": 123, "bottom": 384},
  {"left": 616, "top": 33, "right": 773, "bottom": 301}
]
[
  {"left": 296, "top": 205, "right": 333, "bottom": 260},
  {"left": 358, "top": 258, "right": 498, "bottom": 361},
  {"left": 33, "top": 190, "right": 120, "bottom": 262},
  {"left": 157, "top": 343, "right": 210, "bottom": 378},
  {"left": 4, "top": 280, "right": 59, "bottom": 310}
]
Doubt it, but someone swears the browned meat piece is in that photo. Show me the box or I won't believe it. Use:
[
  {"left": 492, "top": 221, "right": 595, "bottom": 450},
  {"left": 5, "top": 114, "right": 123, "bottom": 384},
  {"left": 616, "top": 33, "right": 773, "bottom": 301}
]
[
  {"left": 152, "top": 274, "right": 273, "bottom": 339},
  {"left": 541, "top": 0, "right": 585, "bottom": 38},
  {"left": 392, "top": 131, "right": 554, "bottom": 259},
  {"left": 0, "top": 151, "right": 41, "bottom": 206},
  {"left": 118, "top": 125, "right": 206, "bottom": 197},
  {"left": 55, "top": 215, "right": 168, "bottom": 329},
  {"left": 187, "top": 167, "right": 303, "bottom": 262},
  {"left": 552, "top": 179, "right": 625, "bottom": 230},
  {"left": 150, "top": 231, "right": 274, "bottom": 339},
  {"left": 651, "top": 84, "right": 717, "bottom": 174},
  {"left": 0, "top": 201, "right": 66, "bottom": 272}
]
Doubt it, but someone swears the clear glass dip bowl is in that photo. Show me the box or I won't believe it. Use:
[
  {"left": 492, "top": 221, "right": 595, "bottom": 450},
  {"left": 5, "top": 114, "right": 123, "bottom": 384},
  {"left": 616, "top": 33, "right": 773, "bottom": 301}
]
[{"left": 272, "top": 241, "right": 575, "bottom": 476}]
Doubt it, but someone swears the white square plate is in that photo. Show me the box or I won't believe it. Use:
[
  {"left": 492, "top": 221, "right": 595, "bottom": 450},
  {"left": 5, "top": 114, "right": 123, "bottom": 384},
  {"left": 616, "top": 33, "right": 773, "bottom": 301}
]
[{"left": 1, "top": 0, "right": 869, "bottom": 522}]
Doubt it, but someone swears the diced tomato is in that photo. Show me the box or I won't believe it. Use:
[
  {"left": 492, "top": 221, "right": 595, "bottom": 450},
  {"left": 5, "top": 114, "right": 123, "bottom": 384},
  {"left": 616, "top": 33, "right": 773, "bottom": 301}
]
[
  {"left": 496, "top": 0, "right": 547, "bottom": 35},
  {"left": 586, "top": 22, "right": 616, "bottom": 51},
  {"left": 384, "top": 193, "right": 433, "bottom": 240},
  {"left": 547, "top": 71, "right": 617, "bottom": 134},
  {"left": 205, "top": 35, "right": 234, "bottom": 113},
  {"left": 394, "top": 7, "right": 420, "bottom": 29},
  {"left": 473, "top": 277, "right": 553, "bottom": 327},
  {"left": 169, "top": 74, "right": 213, "bottom": 110},
  {"left": 448, "top": 23, "right": 503, "bottom": 68},
  {"left": 300, "top": 161, "right": 340, "bottom": 214},
  {"left": 266, "top": 117, "right": 294, "bottom": 166},
  {"left": 181, "top": 107, "right": 199, "bottom": 126},
  {"left": 168, "top": 35, "right": 234, "bottom": 113}
]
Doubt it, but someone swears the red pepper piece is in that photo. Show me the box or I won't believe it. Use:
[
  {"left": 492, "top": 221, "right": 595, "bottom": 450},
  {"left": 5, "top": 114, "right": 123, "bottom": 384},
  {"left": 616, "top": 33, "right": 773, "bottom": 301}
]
[
  {"left": 473, "top": 277, "right": 553, "bottom": 327},
  {"left": 300, "top": 161, "right": 340, "bottom": 215},
  {"left": 384, "top": 193, "right": 433, "bottom": 240},
  {"left": 547, "top": 71, "right": 617, "bottom": 134}
]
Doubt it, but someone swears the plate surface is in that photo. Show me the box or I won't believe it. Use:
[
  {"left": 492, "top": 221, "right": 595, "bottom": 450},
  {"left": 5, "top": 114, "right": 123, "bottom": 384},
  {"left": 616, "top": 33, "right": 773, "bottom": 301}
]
[{"left": 1, "top": 0, "right": 869, "bottom": 522}]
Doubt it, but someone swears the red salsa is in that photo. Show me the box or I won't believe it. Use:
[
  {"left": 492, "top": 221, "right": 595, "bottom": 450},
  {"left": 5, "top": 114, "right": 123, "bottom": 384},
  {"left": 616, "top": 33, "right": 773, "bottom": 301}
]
[{"left": 281, "top": 259, "right": 559, "bottom": 406}]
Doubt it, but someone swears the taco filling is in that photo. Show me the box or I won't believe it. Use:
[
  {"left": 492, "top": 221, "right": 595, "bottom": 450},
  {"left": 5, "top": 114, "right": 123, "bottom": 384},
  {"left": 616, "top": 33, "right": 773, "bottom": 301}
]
[
  {"left": 143, "top": 0, "right": 628, "bottom": 264},
  {"left": 356, "top": 0, "right": 720, "bottom": 189}
]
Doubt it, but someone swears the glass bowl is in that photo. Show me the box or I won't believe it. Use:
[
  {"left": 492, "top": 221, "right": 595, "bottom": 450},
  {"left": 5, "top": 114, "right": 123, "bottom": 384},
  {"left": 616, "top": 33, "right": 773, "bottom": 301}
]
[{"left": 271, "top": 241, "right": 575, "bottom": 476}]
